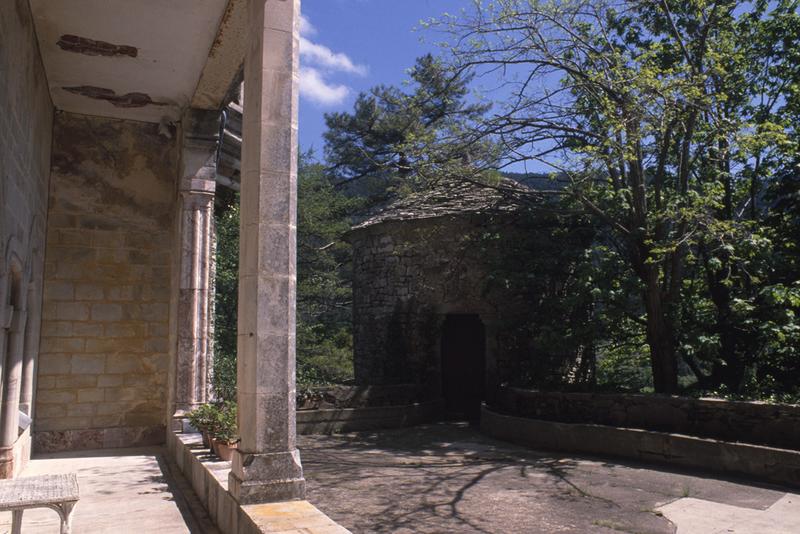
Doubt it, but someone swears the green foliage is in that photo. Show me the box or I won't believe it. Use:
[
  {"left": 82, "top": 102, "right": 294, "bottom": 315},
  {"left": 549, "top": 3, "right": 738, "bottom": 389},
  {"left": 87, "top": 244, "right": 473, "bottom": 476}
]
[
  {"left": 211, "top": 401, "right": 238, "bottom": 444},
  {"left": 211, "top": 153, "right": 359, "bottom": 396},
  {"left": 324, "top": 54, "right": 493, "bottom": 200},
  {"left": 187, "top": 401, "right": 238, "bottom": 444},
  {"left": 212, "top": 190, "right": 240, "bottom": 401},
  {"left": 296, "top": 153, "right": 360, "bottom": 386},
  {"left": 434, "top": 0, "right": 800, "bottom": 396},
  {"left": 186, "top": 403, "right": 219, "bottom": 433}
]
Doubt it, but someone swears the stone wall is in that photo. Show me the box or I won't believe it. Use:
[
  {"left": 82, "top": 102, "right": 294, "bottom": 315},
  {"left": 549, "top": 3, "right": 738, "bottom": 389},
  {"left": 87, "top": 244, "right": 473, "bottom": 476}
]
[
  {"left": 481, "top": 406, "right": 800, "bottom": 488},
  {"left": 0, "top": 0, "right": 54, "bottom": 476},
  {"left": 495, "top": 387, "right": 800, "bottom": 450},
  {"left": 34, "top": 112, "right": 177, "bottom": 452},
  {"left": 296, "top": 384, "right": 432, "bottom": 410},
  {"left": 349, "top": 213, "right": 593, "bottom": 393}
]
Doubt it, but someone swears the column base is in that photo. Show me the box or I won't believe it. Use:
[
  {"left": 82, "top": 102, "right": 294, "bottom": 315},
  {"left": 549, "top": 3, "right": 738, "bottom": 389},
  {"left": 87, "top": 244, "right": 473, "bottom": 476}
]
[{"left": 229, "top": 449, "right": 306, "bottom": 504}]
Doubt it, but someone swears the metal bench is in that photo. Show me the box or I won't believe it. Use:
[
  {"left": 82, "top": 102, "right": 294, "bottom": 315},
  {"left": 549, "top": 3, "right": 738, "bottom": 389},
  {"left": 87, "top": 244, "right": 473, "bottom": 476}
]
[{"left": 0, "top": 474, "right": 79, "bottom": 534}]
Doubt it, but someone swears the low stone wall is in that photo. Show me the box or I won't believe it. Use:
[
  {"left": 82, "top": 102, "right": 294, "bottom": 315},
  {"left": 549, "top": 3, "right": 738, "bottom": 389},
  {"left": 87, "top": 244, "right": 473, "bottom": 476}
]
[
  {"left": 481, "top": 406, "right": 800, "bottom": 488},
  {"left": 495, "top": 387, "right": 800, "bottom": 450},
  {"left": 298, "top": 401, "right": 443, "bottom": 435},
  {"left": 296, "top": 384, "right": 442, "bottom": 435},
  {"left": 166, "top": 431, "right": 349, "bottom": 533},
  {"left": 297, "top": 384, "right": 429, "bottom": 410}
]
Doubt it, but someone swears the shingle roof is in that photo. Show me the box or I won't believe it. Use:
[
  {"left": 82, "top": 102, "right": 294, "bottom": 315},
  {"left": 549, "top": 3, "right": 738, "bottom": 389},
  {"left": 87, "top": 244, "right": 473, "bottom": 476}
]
[{"left": 351, "top": 177, "right": 542, "bottom": 230}]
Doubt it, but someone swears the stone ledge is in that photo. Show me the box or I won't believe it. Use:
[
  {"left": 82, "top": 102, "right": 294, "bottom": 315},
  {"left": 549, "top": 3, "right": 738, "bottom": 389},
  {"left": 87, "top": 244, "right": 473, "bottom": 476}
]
[
  {"left": 297, "top": 401, "right": 443, "bottom": 435},
  {"left": 481, "top": 406, "right": 800, "bottom": 489},
  {"left": 167, "top": 431, "right": 350, "bottom": 533},
  {"left": 497, "top": 387, "right": 800, "bottom": 450}
]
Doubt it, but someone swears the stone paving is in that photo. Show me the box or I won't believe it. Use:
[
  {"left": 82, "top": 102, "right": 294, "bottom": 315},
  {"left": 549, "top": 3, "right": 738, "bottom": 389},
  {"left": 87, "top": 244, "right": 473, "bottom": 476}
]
[
  {"left": 301, "top": 422, "right": 800, "bottom": 534},
  {"left": 0, "top": 447, "right": 195, "bottom": 533}
]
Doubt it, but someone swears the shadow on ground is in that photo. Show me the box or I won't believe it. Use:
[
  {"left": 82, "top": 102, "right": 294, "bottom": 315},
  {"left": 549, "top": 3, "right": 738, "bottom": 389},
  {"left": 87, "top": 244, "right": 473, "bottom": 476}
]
[{"left": 300, "top": 422, "right": 789, "bottom": 534}]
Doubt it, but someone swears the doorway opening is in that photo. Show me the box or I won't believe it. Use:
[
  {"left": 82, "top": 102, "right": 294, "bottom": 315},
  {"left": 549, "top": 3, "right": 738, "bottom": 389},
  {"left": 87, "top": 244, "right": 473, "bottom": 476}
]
[{"left": 440, "top": 314, "right": 486, "bottom": 421}]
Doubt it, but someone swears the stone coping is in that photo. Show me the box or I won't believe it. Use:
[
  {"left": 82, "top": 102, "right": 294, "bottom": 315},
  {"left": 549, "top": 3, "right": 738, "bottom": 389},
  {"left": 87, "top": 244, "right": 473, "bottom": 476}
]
[
  {"left": 166, "top": 431, "right": 350, "bottom": 534},
  {"left": 497, "top": 387, "right": 800, "bottom": 450},
  {"left": 481, "top": 405, "right": 800, "bottom": 489}
]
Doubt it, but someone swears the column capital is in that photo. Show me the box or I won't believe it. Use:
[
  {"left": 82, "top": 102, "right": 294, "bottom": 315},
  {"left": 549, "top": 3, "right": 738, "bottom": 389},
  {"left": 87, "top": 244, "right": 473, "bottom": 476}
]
[{"left": 180, "top": 107, "right": 221, "bottom": 193}]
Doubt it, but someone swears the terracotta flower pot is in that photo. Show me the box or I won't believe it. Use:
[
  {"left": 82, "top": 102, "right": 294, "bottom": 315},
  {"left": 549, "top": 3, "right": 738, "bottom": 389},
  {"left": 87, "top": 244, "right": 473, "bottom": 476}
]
[{"left": 212, "top": 439, "right": 238, "bottom": 461}]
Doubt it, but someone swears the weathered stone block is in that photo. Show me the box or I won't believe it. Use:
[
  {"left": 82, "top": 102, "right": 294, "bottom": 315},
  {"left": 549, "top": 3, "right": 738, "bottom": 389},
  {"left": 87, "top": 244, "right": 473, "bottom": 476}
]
[
  {"left": 106, "top": 354, "right": 143, "bottom": 374},
  {"left": 55, "top": 302, "right": 89, "bottom": 321},
  {"left": 70, "top": 354, "right": 105, "bottom": 374},
  {"left": 75, "top": 283, "right": 104, "bottom": 301},
  {"left": 36, "top": 390, "right": 77, "bottom": 404},
  {"left": 104, "top": 387, "right": 138, "bottom": 402},
  {"left": 36, "top": 404, "right": 66, "bottom": 418},
  {"left": 44, "top": 281, "right": 74, "bottom": 301},
  {"left": 37, "top": 354, "right": 71, "bottom": 375},
  {"left": 96, "top": 375, "right": 124, "bottom": 388},
  {"left": 41, "top": 321, "right": 72, "bottom": 337},
  {"left": 66, "top": 404, "right": 95, "bottom": 417},
  {"left": 36, "top": 376, "right": 56, "bottom": 390},
  {"left": 90, "top": 303, "right": 123, "bottom": 322},
  {"left": 56, "top": 375, "right": 98, "bottom": 389},
  {"left": 77, "top": 389, "right": 105, "bottom": 403},
  {"left": 40, "top": 336, "right": 84, "bottom": 353},
  {"left": 72, "top": 322, "right": 104, "bottom": 337},
  {"left": 106, "top": 285, "right": 134, "bottom": 301}
]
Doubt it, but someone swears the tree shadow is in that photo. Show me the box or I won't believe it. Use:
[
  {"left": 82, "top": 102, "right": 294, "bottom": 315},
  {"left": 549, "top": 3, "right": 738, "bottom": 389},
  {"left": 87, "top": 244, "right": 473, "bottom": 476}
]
[{"left": 300, "top": 422, "right": 602, "bottom": 533}]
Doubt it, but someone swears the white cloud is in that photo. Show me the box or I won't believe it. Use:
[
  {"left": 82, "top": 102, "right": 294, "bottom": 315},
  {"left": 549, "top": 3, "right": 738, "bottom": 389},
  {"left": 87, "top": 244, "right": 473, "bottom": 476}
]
[
  {"left": 299, "top": 36, "right": 367, "bottom": 76},
  {"left": 299, "top": 14, "right": 316, "bottom": 36},
  {"left": 299, "top": 67, "right": 350, "bottom": 106},
  {"left": 297, "top": 13, "right": 367, "bottom": 107}
]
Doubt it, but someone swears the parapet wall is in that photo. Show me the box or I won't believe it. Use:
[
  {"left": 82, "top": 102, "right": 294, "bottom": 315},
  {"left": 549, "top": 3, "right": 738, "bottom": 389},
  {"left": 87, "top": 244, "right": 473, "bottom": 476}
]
[{"left": 494, "top": 387, "right": 800, "bottom": 450}]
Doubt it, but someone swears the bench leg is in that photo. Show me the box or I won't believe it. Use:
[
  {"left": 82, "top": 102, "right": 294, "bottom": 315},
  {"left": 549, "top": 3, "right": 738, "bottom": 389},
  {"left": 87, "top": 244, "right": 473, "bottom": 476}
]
[
  {"left": 59, "top": 502, "right": 76, "bottom": 534},
  {"left": 11, "top": 510, "right": 22, "bottom": 534},
  {"left": 46, "top": 502, "right": 76, "bottom": 534}
]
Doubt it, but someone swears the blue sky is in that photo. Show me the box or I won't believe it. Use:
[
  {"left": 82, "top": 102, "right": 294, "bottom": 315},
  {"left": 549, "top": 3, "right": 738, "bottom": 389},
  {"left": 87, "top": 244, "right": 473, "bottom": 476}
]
[{"left": 298, "top": 0, "right": 467, "bottom": 161}]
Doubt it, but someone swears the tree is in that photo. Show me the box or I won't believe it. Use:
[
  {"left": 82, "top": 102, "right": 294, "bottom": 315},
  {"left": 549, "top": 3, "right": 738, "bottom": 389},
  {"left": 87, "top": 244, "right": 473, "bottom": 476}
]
[
  {"left": 435, "top": 0, "right": 800, "bottom": 393},
  {"left": 296, "top": 152, "right": 361, "bottom": 385},
  {"left": 324, "top": 54, "right": 490, "bottom": 200},
  {"left": 211, "top": 153, "right": 360, "bottom": 398}
]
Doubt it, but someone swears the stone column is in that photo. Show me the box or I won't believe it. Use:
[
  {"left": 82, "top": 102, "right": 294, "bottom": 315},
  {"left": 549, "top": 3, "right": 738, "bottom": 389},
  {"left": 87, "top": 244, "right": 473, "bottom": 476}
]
[
  {"left": 229, "top": 0, "right": 305, "bottom": 504},
  {"left": 171, "top": 109, "right": 219, "bottom": 423},
  {"left": 0, "top": 307, "right": 26, "bottom": 478},
  {"left": 20, "top": 283, "right": 38, "bottom": 416}
]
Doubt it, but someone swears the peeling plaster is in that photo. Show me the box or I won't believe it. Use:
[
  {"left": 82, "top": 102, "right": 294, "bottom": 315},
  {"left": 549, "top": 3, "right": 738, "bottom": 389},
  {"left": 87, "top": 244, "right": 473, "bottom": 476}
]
[
  {"left": 57, "top": 34, "right": 138, "bottom": 58},
  {"left": 62, "top": 86, "right": 166, "bottom": 108}
]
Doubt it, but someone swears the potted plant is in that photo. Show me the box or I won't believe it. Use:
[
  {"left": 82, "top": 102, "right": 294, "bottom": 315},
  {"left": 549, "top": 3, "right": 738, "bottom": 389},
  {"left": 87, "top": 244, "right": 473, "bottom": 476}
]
[
  {"left": 210, "top": 401, "right": 239, "bottom": 461},
  {"left": 187, "top": 403, "right": 219, "bottom": 449}
]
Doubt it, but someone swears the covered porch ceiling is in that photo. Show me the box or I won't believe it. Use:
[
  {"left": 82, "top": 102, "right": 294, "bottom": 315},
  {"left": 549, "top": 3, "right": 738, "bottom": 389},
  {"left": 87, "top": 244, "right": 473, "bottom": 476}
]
[{"left": 29, "top": 0, "right": 247, "bottom": 123}]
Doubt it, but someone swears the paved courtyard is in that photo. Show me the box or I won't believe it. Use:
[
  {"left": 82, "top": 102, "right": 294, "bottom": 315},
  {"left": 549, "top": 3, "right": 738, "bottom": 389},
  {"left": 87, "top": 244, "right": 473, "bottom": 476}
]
[
  {"left": 0, "top": 447, "right": 198, "bottom": 534},
  {"left": 301, "top": 422, "right": 800, "bottom": 534},
  {"left": 1, "top": 426, "right": 797, "bottom": 533}
]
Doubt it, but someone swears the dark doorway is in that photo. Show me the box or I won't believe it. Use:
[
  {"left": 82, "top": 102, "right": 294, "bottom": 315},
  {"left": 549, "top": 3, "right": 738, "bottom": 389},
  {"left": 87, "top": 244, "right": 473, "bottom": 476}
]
[{"left": 440, "top": 314, "right": 486, "bottom": 420}]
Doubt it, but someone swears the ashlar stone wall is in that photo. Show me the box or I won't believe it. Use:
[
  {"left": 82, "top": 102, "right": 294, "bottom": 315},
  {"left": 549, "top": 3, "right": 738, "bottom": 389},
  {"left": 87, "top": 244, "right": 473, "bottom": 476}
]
[
  {"left": 34, "top": 112, "right": 177, "bottom": 452},
  {"left": 0, "top": 0, "right": 54, "bottom": 477}
]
